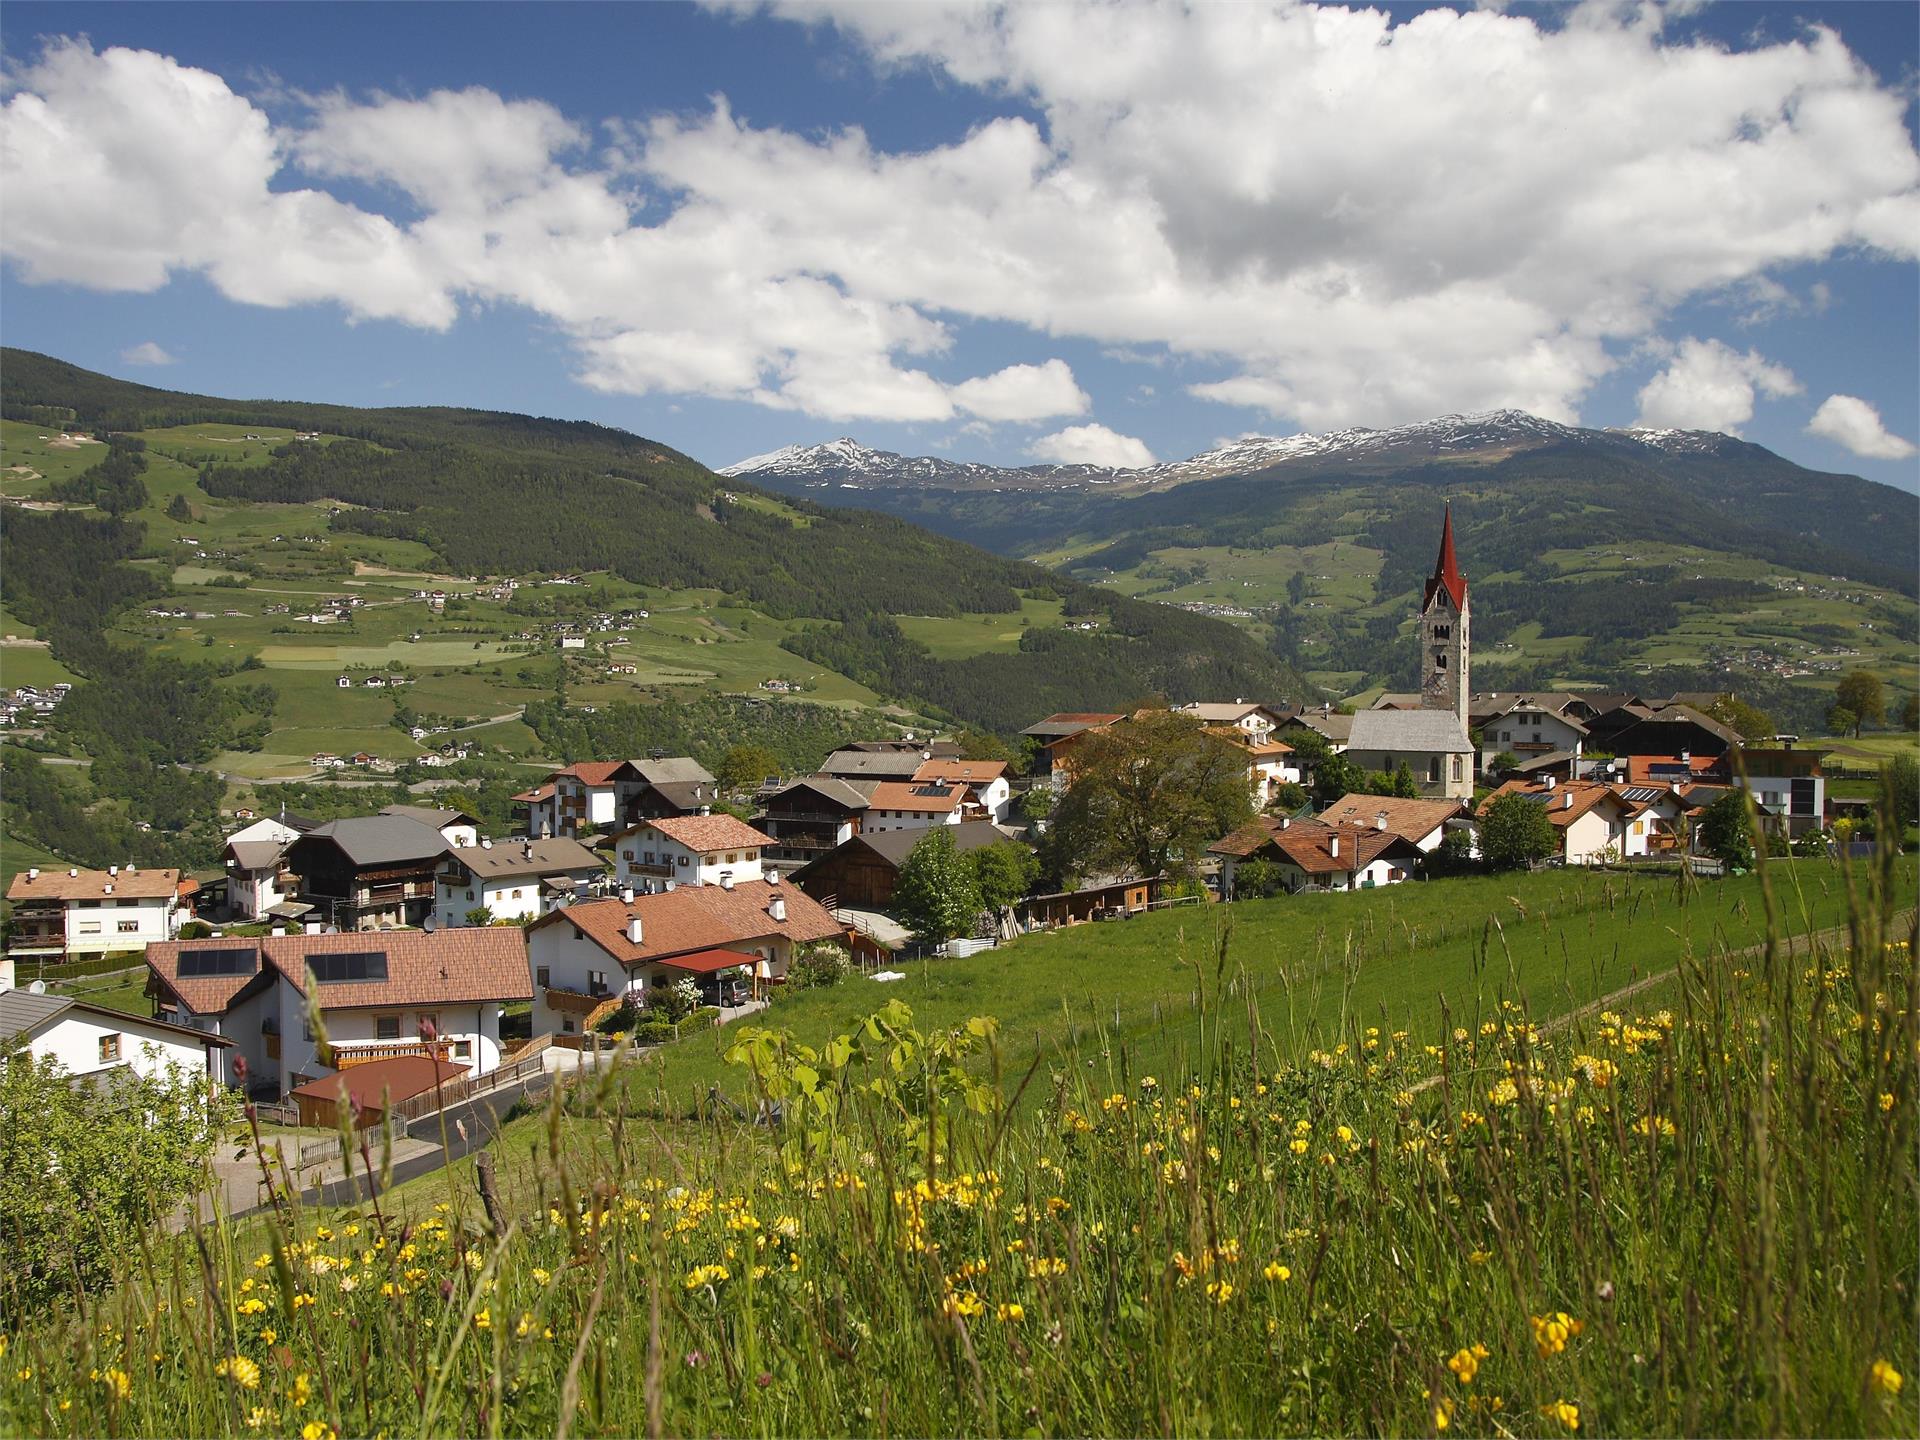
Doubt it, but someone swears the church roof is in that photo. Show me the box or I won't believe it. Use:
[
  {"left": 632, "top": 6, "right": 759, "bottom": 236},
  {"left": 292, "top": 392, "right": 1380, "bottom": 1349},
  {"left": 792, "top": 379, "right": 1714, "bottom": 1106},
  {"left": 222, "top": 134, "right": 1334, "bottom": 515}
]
[{"left": 1422, "top": 507, "right": 1468, "bottom": 611}]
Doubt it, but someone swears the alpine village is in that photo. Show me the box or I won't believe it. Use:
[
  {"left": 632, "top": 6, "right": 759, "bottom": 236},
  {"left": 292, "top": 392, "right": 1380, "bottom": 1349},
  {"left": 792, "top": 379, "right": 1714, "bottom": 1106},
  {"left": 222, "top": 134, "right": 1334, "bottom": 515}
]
[{"left": 2, "top": 6, "right": 1919, "bottom": 1437}]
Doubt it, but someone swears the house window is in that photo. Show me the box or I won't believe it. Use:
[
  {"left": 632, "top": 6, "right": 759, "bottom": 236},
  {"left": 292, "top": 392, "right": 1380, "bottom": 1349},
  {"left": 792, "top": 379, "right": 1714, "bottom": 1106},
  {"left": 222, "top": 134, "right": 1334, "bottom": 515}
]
[
  {"left": 375, "top": 1016, "right": 401, "bottom": 1040},
  {"left": 450, "top": 1038, "right": 472, "bottom": 1060},
  {"left": 78, "top": 921, "right": 102, "bottom": 934},
  {"left": 1434, "top": 651, "right": 1448, "bottom": 669},
  {"left": 623, "top": 850, "right": 635, "bottom": 861},
  {"left": 1428, "top": 759, "right": 1441, "bottom": 783},
  {"left": 512, "top": 888, "right": 524, "bottom": 899},
  {"left": 98, "top": 1033, "right": 121, "bottom": 1063},
  {"left": 677, "top": 855, "right": 689, "bottom": 867},
  {"left": 117, "top": 919, "right": 140, "bottom": 933},
  {"left": 588, "top": 969, "right": 608, "bottom": 995},
  {"left": 536, "top": 965, "right": 551, "bottom": 988},
  {"left": 1451, "top": 757, "right": 1463, "bottom": 782},
  {"left": 562, "top": 1018, "right": 576, "bottom": 1034}
]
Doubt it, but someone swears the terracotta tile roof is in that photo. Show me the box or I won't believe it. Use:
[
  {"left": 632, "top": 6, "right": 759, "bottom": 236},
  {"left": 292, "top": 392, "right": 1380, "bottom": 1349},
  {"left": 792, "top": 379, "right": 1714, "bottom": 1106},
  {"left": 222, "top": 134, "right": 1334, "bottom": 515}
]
[
  {"left": 1020, "top": 713, "right": 1125, "bottom": 739},
  {"left": 867, "top": 780, "right": 967, "bottom": 813},
  {"left": 633, "top": 814, "right": 774, "bottom": 851},
  {"left": 291, "top": 1055, "right": 468, "bottom": 1111},
  {"left": 146, "top": 929, "right": 533, "bottom": 1017},
  {"left": 513, "top": 783, "right": 557, "bottom": 802},
  {"left": 1476, "top": 780, "right": 1626, "bottom": 829},
  {"left": 559, "top": 761, "right": 630, "bottom": 787},
  {"left": 911, "top": 758, "right": 1008, "bottom": 785},
  {"left": 1316, "top": 794, "right": 1467, "bottom": 841},
  {"left": 534, "top": 881, "right": 843, "bottom": 968},
  {"left": 1625, "top": 754, "right": 1723, "bottom": 784},
  {"left": 660, "top": 947, "right": 761, "bottom": 975},
  {"left": 1204, "top": 725, "right": 1293, "bottom": 755},
  {"left": 1208, "top": 817, "right": 1289, "bottom": 859},
  {"left": 7, "top": 866, "right": 181, "bottom": 902}
]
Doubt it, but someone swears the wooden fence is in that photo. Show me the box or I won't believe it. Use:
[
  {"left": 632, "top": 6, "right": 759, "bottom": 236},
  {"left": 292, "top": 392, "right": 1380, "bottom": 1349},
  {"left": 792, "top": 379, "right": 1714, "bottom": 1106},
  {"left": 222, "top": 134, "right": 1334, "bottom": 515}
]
[{"left": 387, "top": 1047, "right": 551, "bottom": 1124}]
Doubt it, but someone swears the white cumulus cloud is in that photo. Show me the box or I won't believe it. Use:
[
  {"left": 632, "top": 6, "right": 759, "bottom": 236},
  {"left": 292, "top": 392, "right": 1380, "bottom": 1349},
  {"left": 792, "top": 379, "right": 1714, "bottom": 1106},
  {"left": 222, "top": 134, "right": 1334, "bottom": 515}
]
[
  {"left": 1027, "top": 423, "right": 1155, "bottom": 468},
  {"left": 4, "top": 7, "right": 1918, "bottom": 432},
  {"left": 1633, "top": 338, "right": 1801, "bottom": 434},
  {"left": 119, "top": 341, "right": 176, "bottom": 366},
  {"left": 1805, "top": 393, "right": 1917, "bottom": 460}
]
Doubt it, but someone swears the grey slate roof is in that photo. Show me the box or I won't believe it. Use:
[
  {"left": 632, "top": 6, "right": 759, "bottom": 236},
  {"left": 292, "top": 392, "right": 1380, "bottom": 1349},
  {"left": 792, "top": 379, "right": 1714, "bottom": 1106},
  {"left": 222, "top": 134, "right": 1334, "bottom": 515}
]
[
  {"left": 2, "top": 988, "right": 231, "bottom": 1048},
  {"left": 642, "top": 779, "right": 724, "bottom": 811},
  {"left": 297, "top": 815, "right": 452, "bottom": 867},
  {"left": 446, "top": 837, "right": 607, "bottom": 881},
  {"left": 818, "top": 750, "right": 928, "bottom": 779},
  {"left": 771, "top": 776, "right": 874, "bottom": 810},
  {"left": 379, "top": 804, "right": 479, "bottom": 831},
  {"left": 632, "top": 757, "right": 716, "bottom": 785},
  {"left": 226, "top": 839, "right": 287, "bottom": 872},
  {"left": 1284, "top": 712, "right": 1354, "bottom": 743},
  {"left": 1346, "top": 709, "right": 1474, "bottom": 755},
  {"left": 851, "top": 821, "right": 1024, "bottom": 868}
]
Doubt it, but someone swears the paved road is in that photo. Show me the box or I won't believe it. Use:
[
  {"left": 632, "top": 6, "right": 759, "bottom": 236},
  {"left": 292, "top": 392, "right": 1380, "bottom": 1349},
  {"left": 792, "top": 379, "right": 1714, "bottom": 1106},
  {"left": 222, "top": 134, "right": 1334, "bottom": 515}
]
[{"left": 234, "top": 1080, "right": 545, "bottom": 1217}]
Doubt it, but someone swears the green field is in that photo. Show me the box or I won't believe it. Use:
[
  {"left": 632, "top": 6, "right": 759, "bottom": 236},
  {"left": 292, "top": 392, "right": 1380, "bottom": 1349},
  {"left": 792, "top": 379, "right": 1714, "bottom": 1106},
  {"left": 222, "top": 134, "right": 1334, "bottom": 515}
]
[
  {"left": 895, "top": 596, "right": 1067, "bottom": 659},
  {"left": 0, "top": 643, "right": 78, "bottom": 689}
]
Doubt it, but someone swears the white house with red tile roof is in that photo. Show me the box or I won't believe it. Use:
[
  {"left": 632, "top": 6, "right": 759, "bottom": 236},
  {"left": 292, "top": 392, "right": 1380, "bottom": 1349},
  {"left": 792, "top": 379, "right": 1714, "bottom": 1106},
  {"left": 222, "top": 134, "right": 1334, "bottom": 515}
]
[
  {"left": 1476, "top": 778, "right": 1641, "bottom": 864},
  {"left": 524, "top": 881, "right": 845, "bottom": 1034},
  {"left": 910, "top": 758, "right": 1012, "bottom": 821},
  {"left": 1207, "top": 817, "right": 1424, "bottom": 896},
  {"left": 611, "top": 813, "right": 773, "bottom": 893},
  {"left": 5, "top": 865, "right": 189, "bottom": 963},
  {"left": 145, "top": 930, "right": 532, "bottom": 1095},
  {"left": 862, "top": 779, "right": 971, "bottom": 834}
]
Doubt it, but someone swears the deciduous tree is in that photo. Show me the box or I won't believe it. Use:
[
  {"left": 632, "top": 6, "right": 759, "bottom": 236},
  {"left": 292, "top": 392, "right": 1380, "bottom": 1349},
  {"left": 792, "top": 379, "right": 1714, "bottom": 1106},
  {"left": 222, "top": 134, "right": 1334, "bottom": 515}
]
[
  {"left": 1049, "top": 710, "right": 1253, "bottom": 882},
  {"left": 894, "top": 828, "right": 982, "bottom": 944},
  {"left": 1700, "top": 791, "right": 1756, "bottom": 868},
  {"left": 1480, "top": 793, "right": 1557, "bottom": 871},
  {"left": 1834, "top": 671, "right": 1886, "bottom": 736}
]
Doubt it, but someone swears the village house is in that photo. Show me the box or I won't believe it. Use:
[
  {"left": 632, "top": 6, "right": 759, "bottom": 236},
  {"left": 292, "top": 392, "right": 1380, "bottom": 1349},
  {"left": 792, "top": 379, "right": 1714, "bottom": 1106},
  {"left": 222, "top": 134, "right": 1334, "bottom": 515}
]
[
  {"left": 434, "top": 836, "right": 607, "bottom": 927},
  {"left": 524, "top": 880, "right": 845, "bottom": 1035},
  {"left": 861, "top": 779, "right": 973, "bottom": 834},
  {"left": 1474, "top": 693, "right": 1591, "bottom": 768},
  {"left": 910, "top": 757, "right": 1013, "bottom": 822},
  {"left": 1314, "top": 794, "right": 1474, "bottom": 853},
  {"left": 282, "top": 814, "right": 455, "bottom": 931},
  {"left": 1018, "top": 713, "right": 1126, "bottom": 790},
  {"left": 1724, "top": 742, "right": 1827, "bottom": 838},
  {"left": 1275, "top": 706, "right": 1354, "bottom": 750},
  {"left": 145, "top": 929, "right": 532, "bottom": 1096},
  {"left": 1175, "top": 701, "right": 1292, "bottom": 741},
  {"left": 1203, "top": 725, "right": 1300, "bottom": 807},
  {"left": 790, "top": 821, "right": 1023, "bottom": 910},
  {"left": 223, "top": 813, "right": 315, "bottom": 921},
  {"left": 5, "top": 865, "right": 190, "bottom": 964},
  {"left": 1476, "top": 778, "right": 1644, "bottom": 865},
  {"left": 1208, "top": 817, "right": 1424, "bottom": 896},
  {"left": 1, "top": 973, "right": 230, "bottom": 1086},
  {"left": 611, "top": 813, "right": 773, "bottom": 894},
  {"left": 755, "top": 776, "right": 874, "bottom": 867}
]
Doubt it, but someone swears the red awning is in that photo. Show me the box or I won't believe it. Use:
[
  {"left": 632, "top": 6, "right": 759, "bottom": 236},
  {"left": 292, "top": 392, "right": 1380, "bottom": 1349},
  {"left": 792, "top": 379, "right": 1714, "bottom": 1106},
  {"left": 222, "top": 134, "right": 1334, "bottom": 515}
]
[{"left": 658, "top": 947, "right": 761, "bottom": 975}]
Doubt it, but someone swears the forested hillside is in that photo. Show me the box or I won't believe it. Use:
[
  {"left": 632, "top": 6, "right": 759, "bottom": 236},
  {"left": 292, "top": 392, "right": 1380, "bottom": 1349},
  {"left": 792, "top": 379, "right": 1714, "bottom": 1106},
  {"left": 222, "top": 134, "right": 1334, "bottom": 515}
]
[{"left": 0, "top": 348, "right": 1305, "bottom": 743}]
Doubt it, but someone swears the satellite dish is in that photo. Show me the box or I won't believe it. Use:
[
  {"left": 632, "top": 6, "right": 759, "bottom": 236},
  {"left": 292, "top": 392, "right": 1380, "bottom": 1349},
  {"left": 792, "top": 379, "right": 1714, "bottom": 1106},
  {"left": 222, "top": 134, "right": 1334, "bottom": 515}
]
[{"left": 27, "top": 980, "right": 47, "bottom": 994}]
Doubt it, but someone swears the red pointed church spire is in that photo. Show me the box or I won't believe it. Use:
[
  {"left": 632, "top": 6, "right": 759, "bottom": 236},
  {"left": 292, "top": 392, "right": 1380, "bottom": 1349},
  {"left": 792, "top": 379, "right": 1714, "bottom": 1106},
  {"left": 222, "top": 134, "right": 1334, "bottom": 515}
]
[{"left": 1422, "top": 505, "right": 1467, "bottom": 611}]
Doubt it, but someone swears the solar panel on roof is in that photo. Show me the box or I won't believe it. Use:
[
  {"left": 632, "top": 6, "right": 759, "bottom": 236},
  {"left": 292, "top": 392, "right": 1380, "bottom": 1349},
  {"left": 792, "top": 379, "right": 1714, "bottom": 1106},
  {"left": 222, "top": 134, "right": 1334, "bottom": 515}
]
[
  {"left": 176, "top": 947, "right": 258, "bottom": 978},
  {"left": 309, "top": 950, "right": 389, "bottom": 984},
  {"left": 1622, "top": 786, "right": 1663, "bottom": 803}
]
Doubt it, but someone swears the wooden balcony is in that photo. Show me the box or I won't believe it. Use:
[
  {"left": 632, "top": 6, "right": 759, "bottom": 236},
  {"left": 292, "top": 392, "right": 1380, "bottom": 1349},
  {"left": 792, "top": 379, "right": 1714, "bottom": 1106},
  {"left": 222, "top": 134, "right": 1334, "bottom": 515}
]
[{"left": 336, "top": 1040, "right": 455, "bottom": 1068}]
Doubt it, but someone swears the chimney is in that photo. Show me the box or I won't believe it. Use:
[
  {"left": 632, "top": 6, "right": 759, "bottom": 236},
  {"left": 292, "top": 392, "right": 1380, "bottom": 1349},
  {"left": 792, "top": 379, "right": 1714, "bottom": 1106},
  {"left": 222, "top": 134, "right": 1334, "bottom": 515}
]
[
  {"left": 720, "top": 874, "right": 735, "bottom": 890},
  {"left": 271, "top": 925, "right": 287, "bottom": 937},
  {"left": 1563, "top": 791, "right": 1575, "bottom": 811},
  {"left": 1680, "top": 750, "right": 1691, "bottom": 768},
  {"left": 305, "top": 921, "right": 322, "bottom": 935},
  {"left": 109, "top": 865, "right": 119, "bottom": 877},
  {"left": 1543, "top": 776, "right": 1556, "bottom": 791},
  {"left": 523, "top": 841, "right": 534, "bottom": 859},
  {"left": 699, "top": 805, "right": 711, "bottom": 817},
  {"left": 1279, "top": 816, "right": 1291, "bottom": 829},
  {"left": 620, "top": 886, "right": 634, "bottom": 905},
  {"left": 480, "top": 837, "right": 492, "bottom": 849},
  {"left": 770, "top": 897, "right": 787, "bottom": 922},
  {"left": 626, "top": 916, "right": 644, "bottom": 945},
  {"left": 102, "top": 883, "right": 113, "bottom": 895},
  {"left": 26, "top": 868, "right": 36, "bottom": 882},
  {"left": 767, "top": 870, "right": 781, "bottom": 885},
  {"left": 1329, "top": 833, "right": 1340, "bottom": 859},
  {"left": 68, "top": 868, "right": 78, "bottom": 878},
  {"left": 664, "top": 879, "right": 676, "bottom": 892},
  {"left": 542, "top": 821, "right": 553, "bottom": 839}
]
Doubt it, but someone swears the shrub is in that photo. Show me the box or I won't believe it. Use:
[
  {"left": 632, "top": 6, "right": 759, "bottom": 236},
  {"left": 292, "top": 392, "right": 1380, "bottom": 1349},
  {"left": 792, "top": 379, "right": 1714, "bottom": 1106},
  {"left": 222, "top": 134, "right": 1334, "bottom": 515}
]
[
  {"left": 789, "top": 941, "right": 854, "bottom": 990},
  {"left": 1231, "top": 857, "right": 1289, "bottom": 900}
]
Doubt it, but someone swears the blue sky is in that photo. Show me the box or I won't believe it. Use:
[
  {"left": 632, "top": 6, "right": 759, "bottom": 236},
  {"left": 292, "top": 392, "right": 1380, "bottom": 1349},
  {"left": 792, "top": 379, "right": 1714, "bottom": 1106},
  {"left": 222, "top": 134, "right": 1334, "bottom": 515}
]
[{"left": 2, "top": 1, "right": 1916, "bottom": 488}]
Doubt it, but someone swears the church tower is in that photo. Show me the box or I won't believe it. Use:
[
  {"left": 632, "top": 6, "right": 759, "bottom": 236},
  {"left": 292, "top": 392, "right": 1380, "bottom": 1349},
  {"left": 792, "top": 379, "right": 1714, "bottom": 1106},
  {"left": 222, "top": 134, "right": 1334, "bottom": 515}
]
[{"left": 1419, "top": 507, "right": 1469, "bottom": 727}]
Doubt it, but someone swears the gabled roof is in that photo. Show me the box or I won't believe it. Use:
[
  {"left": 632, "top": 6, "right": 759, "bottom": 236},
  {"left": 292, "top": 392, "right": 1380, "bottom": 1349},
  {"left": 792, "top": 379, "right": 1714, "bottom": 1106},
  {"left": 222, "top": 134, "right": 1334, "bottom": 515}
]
[
  {"left": 1422, "top": 506, "right": 1467, "bottom": 612},
  {"left": 531, "top": 881, "right": 842, "bottom": 968},
  {"left": 556, "top": 760, "right": 634, "bottom": 787},
  {"left": 1, "top": 988, "right": 232, "bottom": 1050},
  {"left": 226, "top": 839, "right": 289, "bottom": 873},
  {"left": 290, "top": 816, "right": 450, "bottom": 868},
  {"left": 1179, "top": 702, "right": 1280, "bottom": 724},
  {"left": 7, "top": 866, "right": 182, "bottom": 902},
  {"left": 804, "top": 821, "right": 1024, "bottom": 873},
  {"left": 632, "top": 756, "right": 717, "bottom": 786},
  {"left": 629, "top": 813, "right": 774, "bottom": 851},
  {"left": 1476, "top": 780, "right": 1629, "bottom": 829},
  {"left": 1280, "top": 711, "right": 1354, "bottom": 743},
  {"left": 1210, "top": 819, "right": 1417, "bottom": 874},
  {"left": 1020, "top": 713, "right": 1125, "bottom": 740},
  {"left": 1347, "top": 709, "right": 1473, "bottom": 755},
  {"left": 513, "top": 783, "right": 557, "bottom": 803},
  {"left": 291, "top": 1055, "right": 466, "bottom": 1109},
  {"left": 379, "top": 804, "right": 478, "bottom": 831},
  {"left": 911, "top": 758, "right": 1008, "bottom": 786},
  {"left": 867, "top": 780, "right": 967, "bottom": 813},
  {"left": 764, "top": 775, "right": 874, "bottom": 811},
  {"left": 146, "top": 929, "right": 533, "bottom": 1017},
  {"left": 1316, "top": 794, "right": 1468, "bottom": 842},
  {"left": 818, "top": 749, "right": 930, "bottom": 779},
  {"left": 446, "top": 837, "right": 605, "bottom": 881}
]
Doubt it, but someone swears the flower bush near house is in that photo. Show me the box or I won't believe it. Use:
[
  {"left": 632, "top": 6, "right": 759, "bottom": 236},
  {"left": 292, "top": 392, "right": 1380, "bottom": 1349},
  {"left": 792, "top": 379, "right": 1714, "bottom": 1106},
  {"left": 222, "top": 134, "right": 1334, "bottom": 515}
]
[{"left": 0, "top": 858, "right": 1913, "bottom": 1437}]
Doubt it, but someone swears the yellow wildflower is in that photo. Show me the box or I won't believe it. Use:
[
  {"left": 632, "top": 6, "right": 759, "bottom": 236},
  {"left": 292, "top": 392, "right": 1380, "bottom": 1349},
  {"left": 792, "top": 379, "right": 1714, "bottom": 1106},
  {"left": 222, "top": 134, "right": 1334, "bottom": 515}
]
[
  {"left": 1530, "top": 1313, "right": 1584, "bottom": 1358},
  {"left": 1446, "top": 1344, "right": 1488, "bottom": 1385},
  {"left": 301, "top": 1422, "right": 338, "bottom": 1440},
  {"left": 473, "top": 1308, "right": 491, "bottom": 1331},
  {"left": 1263, "top": 1261, "right": 1291, "bottom": 1282},
  {"left": 1540, "top": 1399, "right": 1580, "bottom": 1431},
  {"left": 291, "top": 1373, "right": 312, "bottom": 1407},
  {"left": 99, "top": 1368, "right": 131, "bottom": 1401},
  {"left": 995, "top": 1302, "right": 1024, "bottom": 1322},
  {"left": 216, "top": 1355, "right": 263, "bottom": 1390},
  {"left": 1871, "top": 1359, "right": 1904, "bottom": 1396}
]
